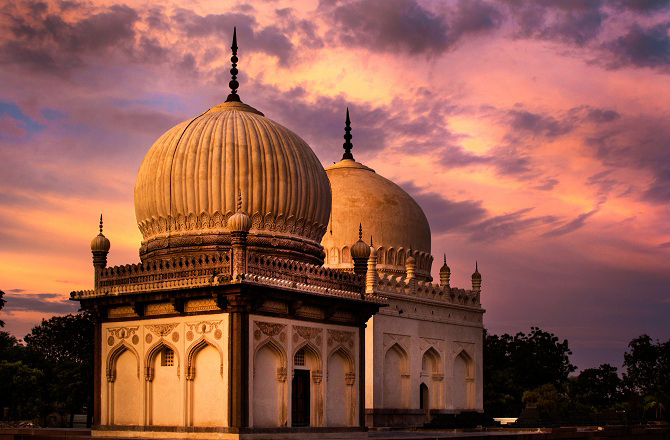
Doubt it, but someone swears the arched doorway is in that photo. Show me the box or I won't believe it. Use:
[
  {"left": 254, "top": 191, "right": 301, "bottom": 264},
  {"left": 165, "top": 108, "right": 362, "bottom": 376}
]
[{"left": 420, "top": 383, "right": 429, "bottom": 411}]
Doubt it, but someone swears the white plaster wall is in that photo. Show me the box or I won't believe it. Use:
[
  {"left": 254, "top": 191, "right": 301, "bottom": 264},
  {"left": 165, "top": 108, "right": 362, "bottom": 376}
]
[
  {"left": 326, "top": 351, "right": 348, "bottom": 426},
  {"left": 365, "top": 298, "right": 484, "bottom": 412},
  {"left": 248, "top": 315, "right": 360, "bottom": 428},
  {"left": 101, "top": 313, "right": 229, "bottom": 428}
]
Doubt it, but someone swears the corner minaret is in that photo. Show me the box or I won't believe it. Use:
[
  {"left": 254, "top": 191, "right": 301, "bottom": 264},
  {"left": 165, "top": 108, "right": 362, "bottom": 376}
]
[
  {"left": 439, "top": 254, "right": 451, "bottom": 288},
  {"left": 351, "top": 223, "right": 370, "bottom": 276},
  {"left": 90, "top": 214, "right": 110, "bottom": 289},
  {"left": 225, "top": 27, "right": 240, "bottom": 102},
  {"left": 342, "top": 107, "right": 354, "bottom": 161},
  {"left": 471, "top": 261, "right": 481, "bottom": 293}
]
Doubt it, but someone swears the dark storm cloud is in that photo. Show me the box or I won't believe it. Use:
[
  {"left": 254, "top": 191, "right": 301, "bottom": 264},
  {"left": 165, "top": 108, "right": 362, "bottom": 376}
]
[
  {"left": 606, "top": 22, "right": 670, "bottom": 69},
  {"left": 400, "top": 182, "right": 487, "bottom": 234},
  {"left": 503, "top": 0, "right": 605, "bottom": 46},
  {"left": 464, "top": 208, "right": 559, "bottom": 242},
  {"left": 327, "top": 0, "right": 502, "bottom": 55},
  {"left": 1, "top": 292, "right": 77, "bottom": 315},
  {"left": 171, "top": 9, "right": 294, "bottom": 65}
]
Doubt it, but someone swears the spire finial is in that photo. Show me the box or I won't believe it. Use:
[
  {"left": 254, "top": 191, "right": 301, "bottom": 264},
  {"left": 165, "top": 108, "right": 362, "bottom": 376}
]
[
  {"left": 342, "top": 107, "right": 354, "bottom": 161},
  {"left": 237, "top": 189, "right": 242, "bottom": 212},
  {"left": 226, "top": 27, "right": 241, "bottom": 103},
  {"left": 370, "top": 235, "right": 373, "bottom": 247},
  {"left": 99, "top": 214, "right": 103, "bottom": 235},
  {"left": 358, "top": 223, "right": 362, "bottom": 240},
  {"left": 476, "top": 261, "right": 479, "bottom": 272},
  {"left": 444, "top": 253, "right": 446, "bottom": 265}
]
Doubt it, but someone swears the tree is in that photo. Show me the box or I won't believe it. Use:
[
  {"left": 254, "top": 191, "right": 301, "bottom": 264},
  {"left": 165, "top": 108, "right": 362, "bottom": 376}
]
[
  {"left": 484, "top": 327, "right": 576, "bottom": 417},
  {"left": 570, "top": 364, "right": 625, "bottom": 411},
  {"left": 24, "top": 312, "right": 95, "bottom": 427},
  {"left": 623, "top": 335, "right": 670, "bottom": 421},
  {"left": 0, "top": 289, "right": 6, "bottom": 327},
  {"left": 0, "top": 360, "right": 45, "bottom": 421}
]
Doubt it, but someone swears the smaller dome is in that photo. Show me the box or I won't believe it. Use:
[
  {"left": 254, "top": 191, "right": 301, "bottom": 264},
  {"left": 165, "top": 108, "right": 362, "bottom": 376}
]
[
  {"left": 91, "top": 215, "right": 110, "bottom": 253},
  {"left": 406, "top": 254, "right": 416, "bottom": 266},
  {"left": 228, "top": 193, "right": 251, "bottom": 233},
  {"left": 351, "top": 224, "right": 371, "bottom": 260}
]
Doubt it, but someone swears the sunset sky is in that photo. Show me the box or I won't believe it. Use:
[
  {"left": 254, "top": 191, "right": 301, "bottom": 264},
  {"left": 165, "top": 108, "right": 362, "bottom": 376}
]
[{"left": 1, "top": 0, "right": 669, "bottom": 371}]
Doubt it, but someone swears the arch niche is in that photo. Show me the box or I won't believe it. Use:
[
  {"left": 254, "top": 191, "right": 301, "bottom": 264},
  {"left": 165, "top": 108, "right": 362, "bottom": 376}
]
[
  {"left": 252, "top": 340, "right": 286, "bottom": 427},
  {"left": 145, "top": 340, "right": 181, "bottom": 426},
  {"left": 326, "top": 347, "right": 355, "bottom": 427},
  {"left": 383, "top": 343, "right": 409, "bottom": 408},
  {"left": 186, "top": 338, "right": 226, "bottom": 427},
  {"left": 421, "top": 347, "right": 442, "bottom": 409},
  {"left": 453, "top": 350, "right": 475, "bottom": 410},
  {"left": 106, "top": 342, "right": 140, "bottom": 426},
  {"left": 291, "top": 342, "right": 323, "bottom": 427}
]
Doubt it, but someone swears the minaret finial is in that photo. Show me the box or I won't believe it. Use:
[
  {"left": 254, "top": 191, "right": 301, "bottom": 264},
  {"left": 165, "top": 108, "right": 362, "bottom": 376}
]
[
  {"left": 342, "top": 107, "right": 354, "bottom": 161},
  {"left": 99, "top": 214, "right": 103, "bottom": 235},
  {"left": 226, "top": 27, "right": 240, "bottom": 103},
  {"left": 358, "top": 223, "right": 362, "bottom": 240},
  {"left": 444, "top": 253, "right": 446, "bottom": 265},
  {"left": 370, "top": 235, "right": 373, "bottom": 247},
  {"left": 237, "top": 189, "right": 242, "bottom": 212},
  {"left": 476, "top": 261, "right": 478, "bottom": 271}
]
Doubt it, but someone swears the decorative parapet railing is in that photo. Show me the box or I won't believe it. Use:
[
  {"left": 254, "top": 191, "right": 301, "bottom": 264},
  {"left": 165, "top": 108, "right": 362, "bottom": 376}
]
[
  {"left": 374, "top": 273, "right": 481, "bottom": 308},
  {"left": 98, "top": 252, "right": 231, "bottom": 288},
  {"left": 246, "top": 253, "right": 363, "bottom": 294}
]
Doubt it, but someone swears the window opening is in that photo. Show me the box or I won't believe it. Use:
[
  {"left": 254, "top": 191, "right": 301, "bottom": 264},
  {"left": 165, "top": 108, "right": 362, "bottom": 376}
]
[
  {"left": 162, "top": 348, "right": 174, "bottom": 366},
  {"left": 294, "top": 348, "right": 305, "bottom": 366}
]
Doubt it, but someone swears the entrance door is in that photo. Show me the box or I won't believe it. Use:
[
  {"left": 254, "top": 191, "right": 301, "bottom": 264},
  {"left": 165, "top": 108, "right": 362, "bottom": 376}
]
[
  {"left": 420, "top": 383, "right": 429, "bottom": 411},
  {"left": 292, "top": 369, "right": 310, "bottom": 427}
]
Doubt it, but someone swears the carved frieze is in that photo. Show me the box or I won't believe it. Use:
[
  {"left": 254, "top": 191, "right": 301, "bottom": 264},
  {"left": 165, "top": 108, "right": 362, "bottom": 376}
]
[
  {"left": 257, "top": 322, "right": 286, "bottom": 337},
  {"left": 146, "top": 323, "right": 178, "bottom": 337},
  {"left": 145, "top": 303, "right": 176, "bottom": 316},
  {"left": 185, "top": 298, "right": 218, "bottom": 313},
  {"left": 294, "top": 325, "right": 322, "bottom": 341},
  {"left": 107, "top": 326, "right": 139, "bottom": 340},
  {"left": 328, "top": 329, "right": 354, "bottom": 348}
]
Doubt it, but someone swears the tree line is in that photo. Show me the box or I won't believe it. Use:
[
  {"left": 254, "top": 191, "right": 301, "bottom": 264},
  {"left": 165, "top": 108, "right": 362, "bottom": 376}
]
[
  {"left": 484, "top": 326, "right": 669, "bottom": 423},
  {"left": 0, "top": 290, "right": 94, "bottom": 427}
]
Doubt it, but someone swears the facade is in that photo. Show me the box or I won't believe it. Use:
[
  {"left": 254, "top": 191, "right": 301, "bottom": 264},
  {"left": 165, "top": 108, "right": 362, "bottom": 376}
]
[{"left": 72, "top": 33, "right": 484, "bottom": 439}]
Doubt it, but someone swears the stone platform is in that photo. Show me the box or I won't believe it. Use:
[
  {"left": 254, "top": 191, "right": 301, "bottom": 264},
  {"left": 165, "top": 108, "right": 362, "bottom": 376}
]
[{"left": 2, "top": 426, "right": 669, "bottom": 440}]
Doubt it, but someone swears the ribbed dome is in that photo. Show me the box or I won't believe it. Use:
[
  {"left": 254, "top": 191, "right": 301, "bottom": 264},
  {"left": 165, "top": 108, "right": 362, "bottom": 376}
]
[
  {"left": 322, "top": 159, "right": 433, "bottom": 280},
  {"left": 134, "top": 101, "right": 331, "bottom": 262}
]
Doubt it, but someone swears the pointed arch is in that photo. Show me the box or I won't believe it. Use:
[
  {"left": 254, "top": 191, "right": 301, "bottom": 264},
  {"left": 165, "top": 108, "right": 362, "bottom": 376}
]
[
  {"left": 383, "top": 343, "right": 409, "bottom": 408},
  {"left": 341, "top": 246, "right": 350, "bottom": 263},
  {"left": 253, "top": 338, "right": 287, "bottom": 427},
  {"left": 377, "top": 247, "right": 386, "bottom": 265},
  {"left": 293, "top": 340, "right": 322, "bottom": 368},
  {"left": 145, "top": 339, "right": 180, "bottom": 381},
  {"left": 107, "top": 341, "right": 140, "bottom": 382},
  {"left": 186, "top": 336, "right": 223, "bottom": 380},
  {"left": 328, "top": 346, "right": 354, "bottom": 373},
  {"left": 421, "top": 347, "right": 441, "bottom": 375},
  {"left": 387, "top": 247, "right": 396, "bottom": 266},
  {"left": 253, "top": 337, "right": 287, "bottom": 368},
  {"left": 453, "top": 349, "right": 475, "bottom": 410},
  {"left": 326, "top": 346, "right": 356, "bottom": 427}
]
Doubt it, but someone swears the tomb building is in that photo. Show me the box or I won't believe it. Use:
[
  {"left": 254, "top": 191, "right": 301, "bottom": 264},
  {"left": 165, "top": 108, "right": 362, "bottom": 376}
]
[
  {"left": 323, "top": 112, "right": 484, "bottom": 427},
  {"left": 72, "top": 30, "right": 484, "bottom": 438}
]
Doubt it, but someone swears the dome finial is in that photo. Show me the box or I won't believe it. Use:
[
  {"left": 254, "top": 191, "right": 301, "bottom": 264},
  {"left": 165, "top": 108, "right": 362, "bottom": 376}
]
[
  {"left": 443, "top": 253, "right": 446, "bottom": 265},
  {"left": 237, "top": 188, "right": 242, "bottom": 212},
  {"left": 358, "top": 222, "right": 362, "bottom": 240},
  {"left": 370, "top": 235, "right": 373, "bottom": 247},
  {"left": 225, "top": 27, "right": 241, "bottom": 103},
  {"left": 342, "top": 107, "right": 354, "bottom": 161},
  {"left": 99, "top": 214, "right": 104, "bottom": 235}
]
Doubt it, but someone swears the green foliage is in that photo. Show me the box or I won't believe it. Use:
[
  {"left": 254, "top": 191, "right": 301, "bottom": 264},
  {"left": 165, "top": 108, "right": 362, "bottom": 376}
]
[
  {"left": 484, "top": 327, "right": 576, "bottom": 417},
  {"left": 0, "top": 360, "right": 45, "bottom": 420},
  {"left": 623, "top": 335, "right": 670, "bottom": 421},
  {"left": 569, "top": 364, "right": 625, "bottom": 411},
  {"left": 24, "top": 312, "right": 94, "bottom": 364}
]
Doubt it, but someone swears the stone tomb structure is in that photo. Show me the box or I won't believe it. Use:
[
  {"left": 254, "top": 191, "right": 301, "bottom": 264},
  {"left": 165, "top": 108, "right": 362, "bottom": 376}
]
[
  {"left": 72, "top": 35, "right": 484, "bottom": 438},
  {"left": 322, "top": 123, "right": 485, "bottom": 427}
]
